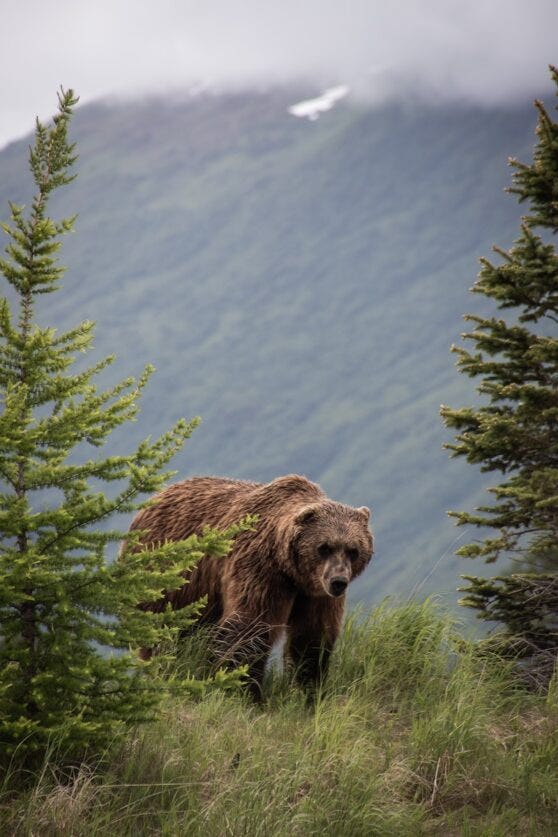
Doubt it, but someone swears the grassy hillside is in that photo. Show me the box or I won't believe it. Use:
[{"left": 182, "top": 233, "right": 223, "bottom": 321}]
[
  {"left": 0, "top": 87, "right": 540, "bottom": 607},
  {"left": 2, "top": 601, "right": 557, "bottom": 835}
]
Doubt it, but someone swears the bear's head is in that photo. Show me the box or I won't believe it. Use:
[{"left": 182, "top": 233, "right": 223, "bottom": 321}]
[{"left": 290, "top": 501, "right": 373, "bottom": 598}]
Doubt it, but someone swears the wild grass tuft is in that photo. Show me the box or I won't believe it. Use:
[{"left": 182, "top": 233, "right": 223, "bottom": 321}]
[{"left": 1, "top": 600, "right": 556, "bottom": 835}]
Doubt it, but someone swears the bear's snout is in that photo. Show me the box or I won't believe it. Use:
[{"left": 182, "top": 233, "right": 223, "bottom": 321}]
[{"left": 329, "top": 577, "right": 348, "bottom": 597}]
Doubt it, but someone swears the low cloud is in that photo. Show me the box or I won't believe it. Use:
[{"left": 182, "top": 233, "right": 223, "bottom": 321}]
[{"left": 1, "top": 0, "right": 557, "bottom": 147}]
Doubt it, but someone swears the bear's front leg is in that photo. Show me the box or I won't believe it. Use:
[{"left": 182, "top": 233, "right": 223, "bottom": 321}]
[
  {"left": 214, "top": 613, "right": 273, "bottom": 702},
  {"left": 215, "top": 571, "right": 295, "bottom": 701},
  {"left": 285, "top": 593, "right": 344, "bottom": 694}
]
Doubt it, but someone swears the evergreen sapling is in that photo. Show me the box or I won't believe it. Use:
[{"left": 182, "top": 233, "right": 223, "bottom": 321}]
[
  {"left": 441, "top": 67, "right": 558, "bottom": 687},
  {"left": 0, "top": 89, "right": 247, "bottom": 766}
]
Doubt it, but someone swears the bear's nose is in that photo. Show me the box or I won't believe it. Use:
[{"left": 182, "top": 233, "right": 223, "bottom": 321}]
[{"left": 330, "top": 577, "right": 348, "bottom": 597}]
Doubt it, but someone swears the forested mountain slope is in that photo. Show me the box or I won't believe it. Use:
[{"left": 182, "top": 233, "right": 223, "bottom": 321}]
[{"left": 0, "top": 87, "right": 539, "bottom": 607}]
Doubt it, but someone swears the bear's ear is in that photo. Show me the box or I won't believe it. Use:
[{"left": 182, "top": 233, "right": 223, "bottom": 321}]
[
  {"left": 356, "top": 506, "right": 371, "bottom": 522},
  {"left": 295, "top": 505, "right": 321, "bottom": 525}
]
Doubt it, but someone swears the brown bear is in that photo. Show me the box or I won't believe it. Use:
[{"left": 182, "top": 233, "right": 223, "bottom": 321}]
[{"left": 128, "top": 474, "right": 373, "bottom": 699}]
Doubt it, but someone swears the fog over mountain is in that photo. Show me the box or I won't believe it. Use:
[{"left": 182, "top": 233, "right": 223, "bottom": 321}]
[{"left": 1, "top": 0, "right": 556, "bottom": 147}]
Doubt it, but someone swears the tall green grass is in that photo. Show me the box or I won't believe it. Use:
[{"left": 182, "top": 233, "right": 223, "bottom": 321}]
[{"left": 1, "top": 601, "right": 557, "bottom": 835}]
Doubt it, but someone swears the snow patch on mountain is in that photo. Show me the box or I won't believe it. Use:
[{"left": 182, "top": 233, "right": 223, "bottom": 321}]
[{"left": 288, "top": 85, "right": 349, "bottom": 121}]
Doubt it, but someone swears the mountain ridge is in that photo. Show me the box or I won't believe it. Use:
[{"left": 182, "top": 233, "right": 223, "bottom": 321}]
[{"left": 0, "top": 86, "right": 541, "bottom": 608}]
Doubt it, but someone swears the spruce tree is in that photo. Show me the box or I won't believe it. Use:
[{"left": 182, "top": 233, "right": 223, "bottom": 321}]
[
  {"left": 0, "top": 89, "right": 246, "bottom": 766},
  {"left": 441, "top": 67, "right": 558, "bottom": 686}
]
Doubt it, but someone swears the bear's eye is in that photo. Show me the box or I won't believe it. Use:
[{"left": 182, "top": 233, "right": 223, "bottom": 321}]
[
  {"left": 346, "top": 548, "right": 359, "bottom": 562},
  {"left": 318, "top": 543, "right": 332, "bottom": 558}
]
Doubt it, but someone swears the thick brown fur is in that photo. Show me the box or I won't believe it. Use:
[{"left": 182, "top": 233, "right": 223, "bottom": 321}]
[{"left": 128, "top": 474, "right": 373, "bottom": 699}]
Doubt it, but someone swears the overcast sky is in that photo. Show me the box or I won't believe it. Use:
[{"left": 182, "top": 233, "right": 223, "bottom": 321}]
[{"left": 1, "top": 0, "right": 557, "bottom": 148}]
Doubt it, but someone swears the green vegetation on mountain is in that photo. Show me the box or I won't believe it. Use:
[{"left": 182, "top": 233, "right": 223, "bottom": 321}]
[{"left": 0, "top": 87, "right": 540, "bottom": 606}]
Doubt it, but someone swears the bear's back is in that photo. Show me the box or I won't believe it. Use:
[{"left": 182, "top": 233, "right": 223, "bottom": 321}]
[
  {"left": 129, "top": 474, "right": 324, "bottom": 548},
  {"left": 129, "top": 476, "right": 259, "bottom": 545}
]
